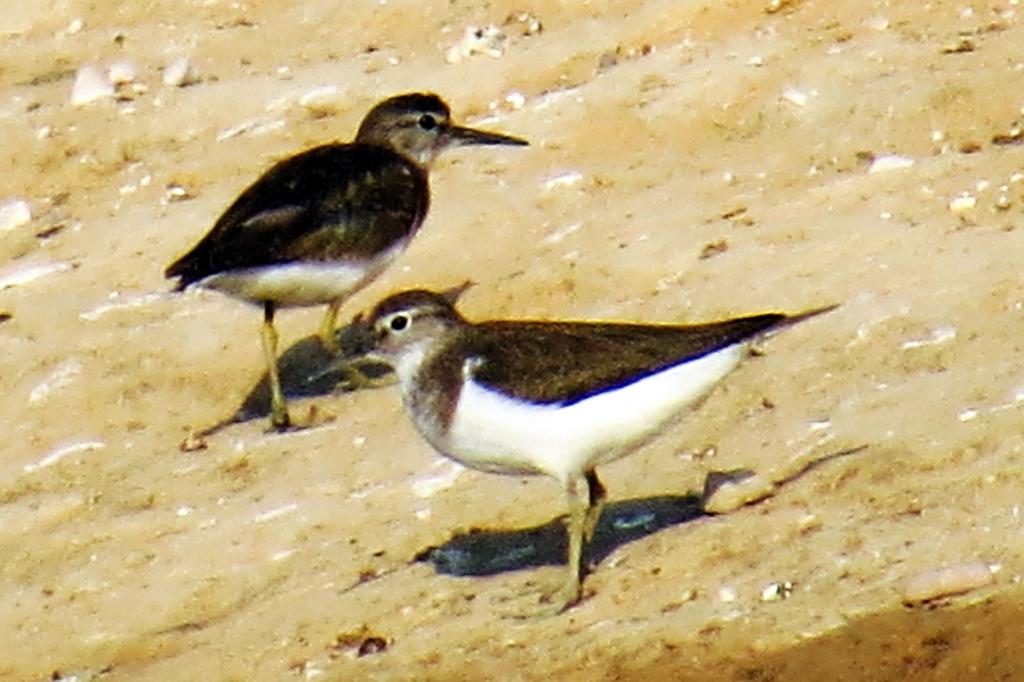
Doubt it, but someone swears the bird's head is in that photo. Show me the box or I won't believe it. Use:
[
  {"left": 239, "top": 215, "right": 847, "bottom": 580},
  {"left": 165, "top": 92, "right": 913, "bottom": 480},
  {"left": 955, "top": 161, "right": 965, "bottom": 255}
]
[
  {"left": 361, "top": 284, "right": 473, "bottom": 377},
  {"left": 355, "top": 93, "right": 527, "bottom": 167}
]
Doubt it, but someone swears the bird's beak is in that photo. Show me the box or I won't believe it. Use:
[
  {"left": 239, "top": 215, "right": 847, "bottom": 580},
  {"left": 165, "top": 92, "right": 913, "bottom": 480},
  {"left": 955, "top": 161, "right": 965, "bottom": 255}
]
[
  {"left": 306, "top": 315, "right": 388, "bottom": 383},
  {"left": 445, "top": 124, "right": 529, "bottom": 148}
]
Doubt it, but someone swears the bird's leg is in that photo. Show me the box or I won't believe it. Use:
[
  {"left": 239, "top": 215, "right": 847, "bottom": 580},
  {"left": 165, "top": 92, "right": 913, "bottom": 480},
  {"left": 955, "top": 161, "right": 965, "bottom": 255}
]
[
  {"left": 583, "top": 468, "right": 607, "bottom": 544},
  {"left": 534, "top": 475, "right": 590, "bottom": 616},
  {"left": 318, "top": 300, "right": 395, "bottom": 391},
  {"left": 318, "top": 299, "right": 343, "bottom": 353},
  {"left": 495, "top": 475, "right": 599, "bottom": 619},
  {"left": 261, "top": 302, "right": 292, "bottom": 430}
]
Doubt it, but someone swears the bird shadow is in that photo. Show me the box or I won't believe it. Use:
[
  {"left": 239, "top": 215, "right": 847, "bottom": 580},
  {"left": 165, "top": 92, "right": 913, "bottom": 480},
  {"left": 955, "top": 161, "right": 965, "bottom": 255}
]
[
  {"left": 415, "top": 493, "right": 706, "bottom": 577},
  {"left": 415, "top": 446, "right": 865, "bottom": 579},
  {"left": 200, "top": 319, "right": 393, "bottom": 436}
]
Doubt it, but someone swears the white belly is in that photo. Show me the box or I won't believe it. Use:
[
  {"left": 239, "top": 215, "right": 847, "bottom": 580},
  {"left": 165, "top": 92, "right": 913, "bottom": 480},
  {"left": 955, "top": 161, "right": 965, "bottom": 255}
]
[
  {"left": 442, "top": 344, "right": 746, "bottom": 483},
  {"left": 194, "top": 244, "right": 405, "bottom": 307}
]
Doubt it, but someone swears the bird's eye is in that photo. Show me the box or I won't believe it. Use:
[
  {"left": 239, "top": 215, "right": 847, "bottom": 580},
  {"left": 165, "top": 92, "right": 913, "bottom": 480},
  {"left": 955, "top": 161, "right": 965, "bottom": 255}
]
[
  {"left": 389, "top": 314, "right": 410, "bottom": 332},
  {"left": 418, "top": 114, "right": 437, "bottom": 131}
]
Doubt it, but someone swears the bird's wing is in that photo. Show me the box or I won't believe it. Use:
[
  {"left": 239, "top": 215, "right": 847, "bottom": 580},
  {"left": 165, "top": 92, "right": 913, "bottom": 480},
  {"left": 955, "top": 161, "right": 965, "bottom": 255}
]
[
  {"left": 466, "top": 314, "right": 789, "bottom": 405},
  {"left": 165, "top": 144, "right": 427, "bottom": 285}
]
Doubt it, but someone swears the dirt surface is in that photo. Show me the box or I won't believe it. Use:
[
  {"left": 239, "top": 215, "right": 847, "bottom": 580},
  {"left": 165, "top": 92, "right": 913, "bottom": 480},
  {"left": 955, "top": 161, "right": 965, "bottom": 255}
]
[{"left": 2, "top": 1, "right": 1024, "bottom": 680}]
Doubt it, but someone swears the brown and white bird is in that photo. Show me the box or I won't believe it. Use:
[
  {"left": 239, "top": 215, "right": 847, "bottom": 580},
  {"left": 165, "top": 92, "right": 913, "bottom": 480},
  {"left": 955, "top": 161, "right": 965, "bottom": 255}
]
[
  {"left": 359, "top": 288, "right": 835, "bottom": 615},
  {"left": 165, "top": 93, "right": 527, "bottom": 430}
]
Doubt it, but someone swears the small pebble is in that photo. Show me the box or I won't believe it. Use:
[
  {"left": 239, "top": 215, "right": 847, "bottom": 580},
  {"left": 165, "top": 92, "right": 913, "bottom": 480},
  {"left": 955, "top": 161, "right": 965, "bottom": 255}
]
[
  {"left": 298, "top": 85, "right": 344, "bottom": 116},
  {"left": 902, "top": 561, "right": 994, "bottom": 604},
  {"left": 957, "top": 408, "right": 978, "bottom": 422},
  {"left": 764, "top": 0, "right": 792, "bottom": 13},
  {"left": 216, "top": 117, "right": 286, "bottom": 142},
  {"left": 163, "top": 55, "right": 196, "bottom": 87},
  {"left": 179, "top": 431, "right": 208, "bottom": 453},
  {"left": 541, "top": 222, "right": 582, "bottom": 245},
  {"left": 253, "top": 502, "right": 299, "bottom": 524},
  {"left": 162, "top": 184, "right": 192, "bottom": 203},
  {"left": 717, "top": 586, "right": 738, "bottom": 603},
  {"left": 504, "top": 91, "right": 526, "bottom": 109},
  {"left": 0, "top": 199, "right": 31, "bottom": 232},
  {"left": 699, "top": 240, "right": 729, "bottom": 259},
  {"left": 410, "top": 461, "right": 464, "bottom": 498},
  {"left": 107, "top": 60, "right": 138, "bottom": 85},
  {"left": 702, "top": 470, "right": 776, "bottom": 514},
  {"left": 23, "top": 438, "right": 105, "bottom": 473},
  {"left": 868, "top": 155, "right": 915, "bottom": 174},
  {"left": 901, "top": 325, "right": 957, "bottom": 350},
  {"left": 761, "top": 581, "right": 794, "bottom": 602},
  {"left": 948, "top": 194, "right": 977, "bottom": 214},
  {"left": 446, "top": 25, "right": 508, "bottom": 63},
  {"left": 781, "top": 87, "right": 809, "bottom": 107},
  {"left": 0, "top": 260, "right": 74, "bottom": 291},
  {"left": 866, "top": 15, "right": 890, "bottom": 31},
  {"left": 504, "top": 11, "right": 542, "bottom": 36},
  {"left": 29, "top": 359, "right": 82, "bottom": 404},
  {"left": 543, "top": 171, "right": 584, "bottom": 191},
  {"left": 71, "top": 65, "right": 115, "bottom": 106}
]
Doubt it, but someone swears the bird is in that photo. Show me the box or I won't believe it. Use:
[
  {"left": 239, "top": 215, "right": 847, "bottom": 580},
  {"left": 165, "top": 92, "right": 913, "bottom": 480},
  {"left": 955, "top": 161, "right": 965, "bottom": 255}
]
[
  {"left": 357, "top": 287, "right": 836, "bottom": 615},
  {"left": 165, "top": 93, "right": 528, "bottom": 430}
]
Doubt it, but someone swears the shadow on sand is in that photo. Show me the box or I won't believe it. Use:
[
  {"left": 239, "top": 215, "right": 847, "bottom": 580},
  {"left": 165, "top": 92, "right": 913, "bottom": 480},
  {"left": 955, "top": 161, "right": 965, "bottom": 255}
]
[
  {"left": 200, "top": 319, "right": 393, "bottom": 435},
  {"left": 415, "top": 447, "right": 864, "bottom": 579},
  {"left": 416, "top": 494, "right": 707, "bottom": 577}
]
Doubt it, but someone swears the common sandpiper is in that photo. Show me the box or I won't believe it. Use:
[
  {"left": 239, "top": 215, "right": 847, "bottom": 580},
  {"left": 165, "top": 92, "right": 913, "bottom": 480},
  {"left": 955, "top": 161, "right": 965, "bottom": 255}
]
[
  {"left": 358, "top": 287, "right": 835, "bottom": 615},
  {"left": 165, "top": 93, "right": 527, "bottom": 430}
]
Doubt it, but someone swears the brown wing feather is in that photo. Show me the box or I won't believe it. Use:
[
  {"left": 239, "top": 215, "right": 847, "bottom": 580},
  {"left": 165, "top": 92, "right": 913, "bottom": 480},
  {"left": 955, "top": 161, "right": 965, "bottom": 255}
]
[
  {"left": 165, "top": 144, "right": 427, "bottom": 286},
  {"left": 467, "top": 315, "right": 790, "bottom": 405}
]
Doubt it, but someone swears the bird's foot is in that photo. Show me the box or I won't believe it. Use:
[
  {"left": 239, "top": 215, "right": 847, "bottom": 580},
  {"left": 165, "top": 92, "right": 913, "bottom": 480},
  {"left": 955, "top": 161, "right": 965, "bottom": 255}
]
[
  {"left": 264, "top": 404, "right": 333, "bottom": 434},
  {"left": 495, "top": 578, "right": 583, "bottom": 620}
]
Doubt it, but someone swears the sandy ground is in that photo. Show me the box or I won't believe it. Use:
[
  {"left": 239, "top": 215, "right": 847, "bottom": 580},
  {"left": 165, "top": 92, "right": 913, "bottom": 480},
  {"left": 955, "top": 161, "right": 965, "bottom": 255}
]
[{"left": 2, "top": 0, "right": 1024, "bottom": 680}]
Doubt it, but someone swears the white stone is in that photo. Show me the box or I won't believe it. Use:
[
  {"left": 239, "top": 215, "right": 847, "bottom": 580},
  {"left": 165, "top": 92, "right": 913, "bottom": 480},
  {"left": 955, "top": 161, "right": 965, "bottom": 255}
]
[
  {"left": 504, "top": 91, "right": 526, "bottom": 109},
  {"left": 0, "top": 199, "right": 31, "bottom": 232},
  {"left": 869, "top": 155, "right": 915, "bottom": 173},
  {"left": 162, "top": 55, "right": 195, "bottom": 87},
  {"left": 543, "top": 171, "right": 584, "bottom": 191},
  {"left": 71, "top": 65, "right": 115, "bottom": 106},
  {"left": 29, "top": 359, "right": 82, "bottom": 403},
  {"left": 410, "top": 460, "right": 465, "bottom": 498},
  {"left": 445, "top": 25, "right": 507, "bottom": 63},
  {"left": 781, "top": 87, "right": 809, "bottom": 107},
  {"left": 298, "top": 85, "right": 345, "bottom": 116},
  {"left": 253, "top": 502, "right": 299, "bottom": 523},
  {"left": 949, "top": 194, "right": 977, "bottom": 213},
  {"left": 760, "top": 581, "right": 794, "bottom": 602},
  {"left": 0, "top": 260, "right": 74, "bottom": 290},
  {"left": 23, "top": 439, "right": 104, "bottom": 473},
  {"left": 901, "top": 325, "right": 956, "bottom": 350},
  {"left": 107, "top": 60, "right": 138, "bottom": 84}
]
